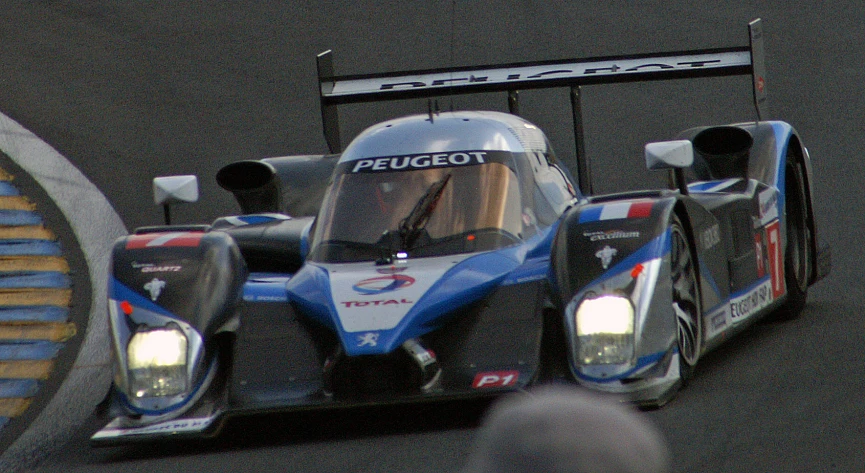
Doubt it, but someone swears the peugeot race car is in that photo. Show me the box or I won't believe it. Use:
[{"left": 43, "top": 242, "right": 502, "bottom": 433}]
[{"left": 92, "top": 19, "right": 829, "bottom": 445}]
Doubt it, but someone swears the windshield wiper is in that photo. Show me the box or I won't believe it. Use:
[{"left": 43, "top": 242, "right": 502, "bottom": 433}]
[{"left": 397, "top": 173, "right": 452, "bottom": 251}]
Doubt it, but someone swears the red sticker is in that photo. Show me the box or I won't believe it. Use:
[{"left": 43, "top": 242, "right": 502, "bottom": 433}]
[
  {"left": 626, "top": 201, "right": 653, "bottom": 218},
  {"left": 125, "top": 232, "right": 204, "bottom": 249},
  {"left": 472, "top": 370, "right": 519, "bottom": 389}
]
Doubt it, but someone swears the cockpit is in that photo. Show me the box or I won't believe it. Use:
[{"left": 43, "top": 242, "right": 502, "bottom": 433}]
[
  {"left": 306, "top": 111, "right": 576, "bottom": 263},
  {"left": 309, "top": 154, "right": 526, "bottom": 263}
]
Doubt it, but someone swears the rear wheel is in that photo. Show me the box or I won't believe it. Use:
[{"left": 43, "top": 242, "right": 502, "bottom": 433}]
[
  {"left": 773, "top": 160, "right": 811, "bottom": 320},
  {"left": 670, "top": 216, "right": 702, "bottom": 383}
]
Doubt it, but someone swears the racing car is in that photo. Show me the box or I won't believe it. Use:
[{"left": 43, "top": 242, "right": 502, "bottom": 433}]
[{"left": 92, "top": 19, "right": 829, "bottom": 445}]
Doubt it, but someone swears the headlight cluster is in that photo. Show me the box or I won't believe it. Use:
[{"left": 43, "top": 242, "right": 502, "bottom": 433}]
[
  {"left": 575, "top": 295, "right": 635, "bottom": 365},
  {"left": 127, "top": 326, "right": 189, "bottom": 398}
]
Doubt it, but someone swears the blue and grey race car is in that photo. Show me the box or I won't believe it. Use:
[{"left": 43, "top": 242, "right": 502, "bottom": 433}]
[{"left": 92, "top": 19, "right": 829, "bottom": 445}]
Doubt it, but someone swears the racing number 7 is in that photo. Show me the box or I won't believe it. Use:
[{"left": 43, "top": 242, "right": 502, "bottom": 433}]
[{"left": 766, "top": 221, "right": 785, "bottom": 298}]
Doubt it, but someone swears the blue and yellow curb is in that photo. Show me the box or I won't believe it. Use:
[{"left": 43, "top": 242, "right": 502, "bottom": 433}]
[{"left": 0, "top": 168, "right": 73, "bottom": 429}]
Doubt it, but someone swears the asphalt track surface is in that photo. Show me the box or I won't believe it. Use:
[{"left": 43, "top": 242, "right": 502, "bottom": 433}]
[{"left": 0, "top": 1, "right": 858, "bottom": 472}]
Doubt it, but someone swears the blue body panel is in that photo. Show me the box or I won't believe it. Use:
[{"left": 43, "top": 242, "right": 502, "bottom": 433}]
[{"left": 286, "top": 229, "right": 556, "bottom": 356}]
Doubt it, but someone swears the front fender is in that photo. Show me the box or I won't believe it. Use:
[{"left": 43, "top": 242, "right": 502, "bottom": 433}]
[
  {"left": 107, "top": 229, "right": 247, "bottom": 414},
  {"left": 551, "top": 196, "right": 679, "bottom": 375}
]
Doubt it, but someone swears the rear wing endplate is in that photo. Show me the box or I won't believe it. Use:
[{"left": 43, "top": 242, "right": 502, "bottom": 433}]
[{"left": 317, "top": 18, "right": 768, "bottom": 194}]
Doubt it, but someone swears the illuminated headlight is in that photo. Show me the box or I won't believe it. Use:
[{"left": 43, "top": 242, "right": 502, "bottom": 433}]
[
  {"left": 127, "top": 327, "right": 188, "bottom": 398},
  {"left": 575, "top": 295, "right": 635, "bottom": 365}
]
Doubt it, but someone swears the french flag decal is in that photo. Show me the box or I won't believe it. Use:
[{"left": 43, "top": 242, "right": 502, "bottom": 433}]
[
  {"left": 578, "top": 200, "right": 654, "bottom": 223},
  {"left": 125, "top": 232, "right": 204, "bottom": 249}
]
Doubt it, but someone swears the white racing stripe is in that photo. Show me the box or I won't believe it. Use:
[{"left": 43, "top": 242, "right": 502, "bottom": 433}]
[{"left": 0, "top": 112, "right": 126, "bottom": 471}]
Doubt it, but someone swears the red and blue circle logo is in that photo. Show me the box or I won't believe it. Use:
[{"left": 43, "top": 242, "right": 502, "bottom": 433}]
[{"left": 353, "top": 274, "right": 415, "bottom": 295}]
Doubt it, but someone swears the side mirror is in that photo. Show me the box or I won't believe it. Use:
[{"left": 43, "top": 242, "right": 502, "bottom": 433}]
[
  {"left": 644, "top": 140, "right": 693, "bottom": 195},
  {"left": 153, "top": 175, "right": 199, "bottom": 225},
  {"left": 645, "top": 140, "right": 694, "bottom": 170}
]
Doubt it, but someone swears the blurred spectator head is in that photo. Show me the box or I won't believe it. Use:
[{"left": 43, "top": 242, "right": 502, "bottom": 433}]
[{"left": 461, "top": 385, "right": 671, "bottom": 473}]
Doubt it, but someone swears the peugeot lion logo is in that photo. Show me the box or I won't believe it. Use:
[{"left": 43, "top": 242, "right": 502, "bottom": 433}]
[{"left": 357, "top": 332, "right": 379, "bottom": 347}]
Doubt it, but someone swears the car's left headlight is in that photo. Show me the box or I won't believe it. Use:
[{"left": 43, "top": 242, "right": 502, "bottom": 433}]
[
  {"left": 575, "top": 294, "right": 635, "bottom": 365},
  {"left": 127, "top": 326, "right": 188, "bottom": 398}
]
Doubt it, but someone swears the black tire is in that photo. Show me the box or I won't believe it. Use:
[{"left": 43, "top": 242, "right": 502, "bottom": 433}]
[
  {"left": 670, "top": 216, "right": 702, "bottom": 383},
  {"left": 772, "top": 160, "right": 811, "bottom": 320}
]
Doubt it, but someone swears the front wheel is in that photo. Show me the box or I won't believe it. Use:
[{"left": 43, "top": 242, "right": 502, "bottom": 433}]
[{"left": 670, "top": 216, "right": 702, "bottom": 383}]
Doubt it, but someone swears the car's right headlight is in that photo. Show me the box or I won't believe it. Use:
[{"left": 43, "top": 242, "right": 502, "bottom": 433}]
[
  {"left": 575, "top": 294, "right": 635, "bottom": 365},
  {"left": 127, "top": 326, "right": 188, "bottom": 398}
]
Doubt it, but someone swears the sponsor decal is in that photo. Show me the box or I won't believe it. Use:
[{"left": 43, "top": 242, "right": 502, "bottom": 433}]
[
  {"left": 700, "top": 224, "right": 721, "bottom": 250},
  {"left": 403, "top": 340, "right": 437, "bottom": 367},
  {"left": 125, "top": 232, "right": 203, "bottom": 249},
  {"left": 142, "top": 265, "right": 182, "bottom": 273},
  {"left": 413, "top": 349, "right": 435, "bottom": 367},
  {"left": 352, "top": 274, "right": 415, "bottom": 295},
  {"left": 754, "top": 232, "right": 765, "bottom": 277},
  {"left": 758, "top": 188, "right": 779, "bottom": 226},
  {"left": 703, "top": 306, "right": 729, "bottom": 339},
  {"left": 132, "top": 262, "right": 182, "bottom": 273},
  {"left": 350, "top": 151, "right": 488, "bottom": 173},
  {"left": 341, "top": 298, "right": 413, "bottom": 308},
  {"left": 583, "top": 229, "right": 640, "bottom": 241},
  {"left": 357, "top": 332, "right": 379, "bottom": 347},
  {"left": 327, "top": 51, "right": 748, "bottom": 97},
  {"left": 95, "top": 416, "right": 217, "bottom": 439},
  {"left": 711, "top": 312, "right": 727, "bottom": 330},
  {"left": 143, "top": 278, "right": 166, "bottom": 301},
  {"left": 247, "top": 295, "right": 288, "bottom": 302},
  {"left": 472, "top": 370, "right": 520, "bottom": 389},
  {"left": 595, "top": 245, "right": 617, "bottom": 270},
  {"left": 578, "top": 201, "right": 653, "bottom": 223},
  {"left": 730, "top": 279, "right": 774, "bottom": 319}
]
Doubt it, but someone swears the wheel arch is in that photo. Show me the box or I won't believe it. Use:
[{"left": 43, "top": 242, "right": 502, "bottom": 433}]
[
  {"left": 782, "top": 133, "right": 819, "bottom": 284},
  {"left": 670, "top": 200, "right": 705, "bottom": 352}
]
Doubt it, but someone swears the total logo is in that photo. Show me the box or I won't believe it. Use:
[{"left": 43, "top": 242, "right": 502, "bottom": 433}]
[
  {"left": 341, "top": 298, "right": 413, "bottom": 308},
  {"left": 352, "top": 274, "right": 415, "bottom": 295}
]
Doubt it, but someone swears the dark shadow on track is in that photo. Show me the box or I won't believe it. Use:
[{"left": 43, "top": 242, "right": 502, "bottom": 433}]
[{"left": 90, "top": 397, "right": 493, "bottom": 465}]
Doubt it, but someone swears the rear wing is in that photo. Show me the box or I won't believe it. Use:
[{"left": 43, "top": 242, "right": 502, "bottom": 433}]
[{"left": 317, "top": 18, "right": 768, "bottom": 194}]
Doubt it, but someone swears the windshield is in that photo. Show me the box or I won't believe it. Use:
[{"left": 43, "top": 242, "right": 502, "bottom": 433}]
[{"left": 308, "top": 158, "right": 526, "bottom": 263}]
